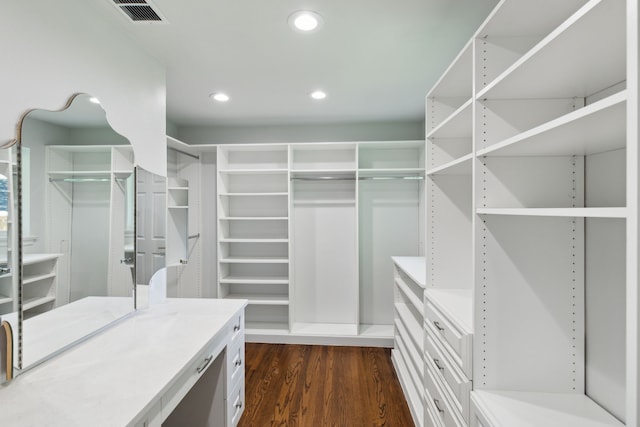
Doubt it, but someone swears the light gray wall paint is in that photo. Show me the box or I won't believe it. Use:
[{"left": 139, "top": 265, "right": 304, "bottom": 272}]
[
  {"left": 67, "top": 128, "right": 129, "bottom": 146},
  {"left": 176, "top": 120, "right": 424, "bottom": 145}
]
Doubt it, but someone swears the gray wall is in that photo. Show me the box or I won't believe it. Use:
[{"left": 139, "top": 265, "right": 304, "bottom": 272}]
[{"left": 174, "top": 120, "right": 425, "bottom": 145}]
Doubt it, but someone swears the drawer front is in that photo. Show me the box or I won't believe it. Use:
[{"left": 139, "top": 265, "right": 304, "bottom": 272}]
[
  {"left": 469, "top": 393, "right": 491, "bottom": 427},
  {"left": 227, "top": 380, "right": 245, "bottom": 427},
  {"left": 161, "top": 338, "right": 226, "bottom": 421},
  {"left": 425, "top": 362, "right": 465, "bottom": 427},
  {"left": 229, "top": 312, "right": 245, "bottom": 349},
  {"left": 227, "top": 341, "right": 245, "bottom": 391},
  {"left": 425, "top": 301, "right": 472, "bottom": 377},
  {"left": 424, "top": 395, "right": 444, "bottom": 427},
  {"left": 425, "top": 323, "right": 471, "bottom": 421}
]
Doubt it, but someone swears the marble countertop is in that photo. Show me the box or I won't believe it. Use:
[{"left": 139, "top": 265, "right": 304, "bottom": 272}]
[{"left": 0, "top": 298, "right": 247, "bottom": 427}]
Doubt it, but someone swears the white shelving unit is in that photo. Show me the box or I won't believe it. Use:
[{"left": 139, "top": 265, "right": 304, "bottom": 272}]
[
  {"left": 209, "top": 141, "right": 425, "bottom": 345},
  {"left": 21, "top": 254, "right": 61, "bottom": 318},
  {"left": 414, "top": 1, "right": 638, "bottom": 426},
  {"left": 45, "top": 145, "right": 133, "bottom": 308},
  {"left": 217, "top": 144, "right": 291, "bottom": 337}
]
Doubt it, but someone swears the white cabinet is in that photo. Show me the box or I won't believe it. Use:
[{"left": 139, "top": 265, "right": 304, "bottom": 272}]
[
  {"left": 391, "top": 256, "right": 426, "bottom": 427},
  {"left": 421, "top": 0, "right": 637, "bottom": 426}
]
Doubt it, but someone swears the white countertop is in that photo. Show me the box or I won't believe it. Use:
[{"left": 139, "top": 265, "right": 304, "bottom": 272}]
[
  {"left": 0, "top": 298, "right": 247, "bottom": 427},
  {"left": 391, "top": 256, "right": 426, "bottom": 288},
  {"left": 23, "top": 296, "right": 134, "bottom": 368}
]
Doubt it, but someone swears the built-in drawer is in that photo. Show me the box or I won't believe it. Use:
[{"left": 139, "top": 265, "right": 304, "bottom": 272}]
[
  {"left": 425, "top": 299, "right": 472, "bottom": 378},
  {"left": 424, "top": 394, "right": 444, "bottom": 427},
  {"left": 229, "top": 312, "right": 245, "bottom": 349},
  {"left": 227, "top": 341, "right": 245, "bottom": 390},
  {"left": 425, "top": 321, "right": 471, "bottom": 422},
  {"left": 227, "top": 379, "right": 245, "bottom": 427},
  {"left": 425, "top": 360, "right": 465, "bottom": 427},
  {"left": 161, "top": 337, "right": 226, "bottom": 420}
]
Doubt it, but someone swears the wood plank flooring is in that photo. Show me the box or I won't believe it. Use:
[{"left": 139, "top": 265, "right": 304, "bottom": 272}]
[{"left": 238, "top": 344, "right": 415, "bottom": 427}]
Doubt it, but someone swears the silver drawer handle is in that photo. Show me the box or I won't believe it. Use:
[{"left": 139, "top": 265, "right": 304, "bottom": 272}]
[
  {"left": 433, "top": 320, "right": 445, "bottom": 332},
  {"left": 196, "top": 355, "right": 213, "bottom": 373},
  {"left": 433, "top": 358, "right": 444, "bottom": 371},
  {"left": 235, "top": 359, "right": 242, "bottom": 367},
  {"left": 235, "top": 401, "right": 243, "bottom": 409},
  {"left": 233, "top": 324, "right": 241, "bottom": 332},
  {"left": 433, "top": 398, "right": 445, "bottom": 414}
]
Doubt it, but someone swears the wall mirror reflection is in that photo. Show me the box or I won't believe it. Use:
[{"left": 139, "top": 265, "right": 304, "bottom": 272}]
[{"left": 18, "top": 94, "right": 135, "bottom": 370}]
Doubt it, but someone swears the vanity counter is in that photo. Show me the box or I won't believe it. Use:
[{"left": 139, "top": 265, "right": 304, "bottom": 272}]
[{"left": 0, "top": 298, "right": 248, "bottom": 426}]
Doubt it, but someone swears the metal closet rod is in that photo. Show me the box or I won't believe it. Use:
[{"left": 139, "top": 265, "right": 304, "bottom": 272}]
[
  {"left": 169, "top": 147, "right": 200, "bottom": 160},
  {"left": 290, "top": 176, "right": 424, "bottom": 181},
  {"left": 48, "top": 177, "right": 127, "bottom": 183}
]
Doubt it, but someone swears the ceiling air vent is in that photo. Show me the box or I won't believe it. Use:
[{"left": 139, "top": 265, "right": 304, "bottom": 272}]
[{"left": 112, "top": 0, "right": 167, "bottom": 23}]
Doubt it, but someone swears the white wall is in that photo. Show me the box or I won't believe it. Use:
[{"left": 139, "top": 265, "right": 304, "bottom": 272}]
[
  {"left": 0, "top": 0, "right": 166, "bottom": 176},
  {"left": 175, "top": 120, "right": 424, "bottom": 144}
]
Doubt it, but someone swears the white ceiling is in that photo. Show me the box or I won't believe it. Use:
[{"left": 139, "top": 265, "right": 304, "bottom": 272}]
[{"left": 96, "top": 0, "right": 498, "bottom": 127}]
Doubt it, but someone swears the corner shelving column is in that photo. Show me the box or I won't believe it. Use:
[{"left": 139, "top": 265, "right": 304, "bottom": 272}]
[
  {"left": 217, "top": 144, "right": 290, "bottom": 339},
  {"left": 0, "top": 147, "right": 16, "bottom": 316},
  {"left": 470, "top": 1, "right": 630, "bottom": 426},
  {"left": 422, "top": 35, "right": 475, "bottom": 427}
]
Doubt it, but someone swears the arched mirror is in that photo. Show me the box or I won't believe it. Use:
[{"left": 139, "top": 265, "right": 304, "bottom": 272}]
[{"left": 16, "top": 94, "right": 135, "bottom": 371}]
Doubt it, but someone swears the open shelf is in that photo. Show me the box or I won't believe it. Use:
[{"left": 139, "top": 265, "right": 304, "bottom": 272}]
[
  {"left": 219, "top": 257, "right": 288, "bottom": 264},
  {"left": 471, "top": 390, "right": 624, "bottom": 427},
  {"left": 219, "top": 217, "right": 288, "bottom": 221},
  {"left": 426, "top": 153, "right": 473, "bottom": 176},
  {"left": 23, "top": 272, "right": 56, "bottom": 285},
  {"left": 23, "top": 296, "right": 56, "bottom": 311},
  {"left": 0, "top": 295, "right": 12, "bottom": 305},
  {"left": 219, "top": 238, "right": 288, "bottom": 243},
  {"left": 219, "top": 276, "right": 289, "bottom": 285},
  {"left": 357, "top": 168, "right": 424, "bottom": 179},
  {"left": 477, "top": 0, "right": 625, "bottom": 100},
  {"left": 427, "top": 98, "right": 473, "bottom": 139},
  {"left": 218, "top": 192, "right": 288, "bottom": 197},
  {"left": 477, "top": 207, "right": 627, "bottom": 218},
  {"left": 224, "top": 294, "right": 289, "bottom": 305},
  {"left": 478, "top": 91, "right": 626, "bottom": 157}
]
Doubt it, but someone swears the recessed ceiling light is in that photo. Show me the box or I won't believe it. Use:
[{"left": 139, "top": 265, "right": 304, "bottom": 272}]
[
  {"left": 310, "top": 90, "right": 327, "bottom": 100},
  {"left": 210, "top": 92, "right": 230, "bottom": 102},
  {"left": 89, "top": 97, "right": 100, "bottom": 104},
  {"left": 288, "top": 11, "right": 323, "bottom": 33}
]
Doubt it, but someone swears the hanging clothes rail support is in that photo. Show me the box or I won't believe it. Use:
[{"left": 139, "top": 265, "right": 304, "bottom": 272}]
[
  {"left": 188, "top": 233, "right": 200, "bottom": 240},
  {"left": 169, "top": 147, "right": 200, "bottom": 160}
]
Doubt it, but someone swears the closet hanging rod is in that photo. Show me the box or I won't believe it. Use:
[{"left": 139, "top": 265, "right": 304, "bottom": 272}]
[
  {"left": 359, "top": 176, "right": 424, "bottom": 181},
  {"left": 169, "top": 147, "right": 200, "bottom": 160},
  {"left": 291, "top": 176, "right": 356, "bottom": 181},
  {"left": 48, "top": 177, "right": 126, "bottom": 183}
]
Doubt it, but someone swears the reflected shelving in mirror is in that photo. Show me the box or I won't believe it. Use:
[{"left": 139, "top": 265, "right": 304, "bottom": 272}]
[{"left": 16, "top": 93, "right": 136, "bottom": 371}]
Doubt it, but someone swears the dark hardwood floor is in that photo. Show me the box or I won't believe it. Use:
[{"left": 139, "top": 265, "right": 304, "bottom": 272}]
[{"left": 238, "top": 343, "right": 415, "bottom": 427}]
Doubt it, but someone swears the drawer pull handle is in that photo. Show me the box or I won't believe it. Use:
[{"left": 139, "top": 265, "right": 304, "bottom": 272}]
[
  {"left": 235, "top": 401, "right": 243, "bottom": 409},
  {"left": 235, "top": 359, "right": 242, "bottom": 367},
  {"left": 433, "top": 358, "right": 444, "bottom": 371},
  {"left": 433, "top": 321, "right": 445, "bottom": 332},
  {"left": 433, "top": 398, "right": 445, "bottom": 414},
  {"left": 233, "top": 324, "right": 241, "bottom": 332},
  {"left": 197, "top": 355, "right": 213, "bottom": 373}
]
